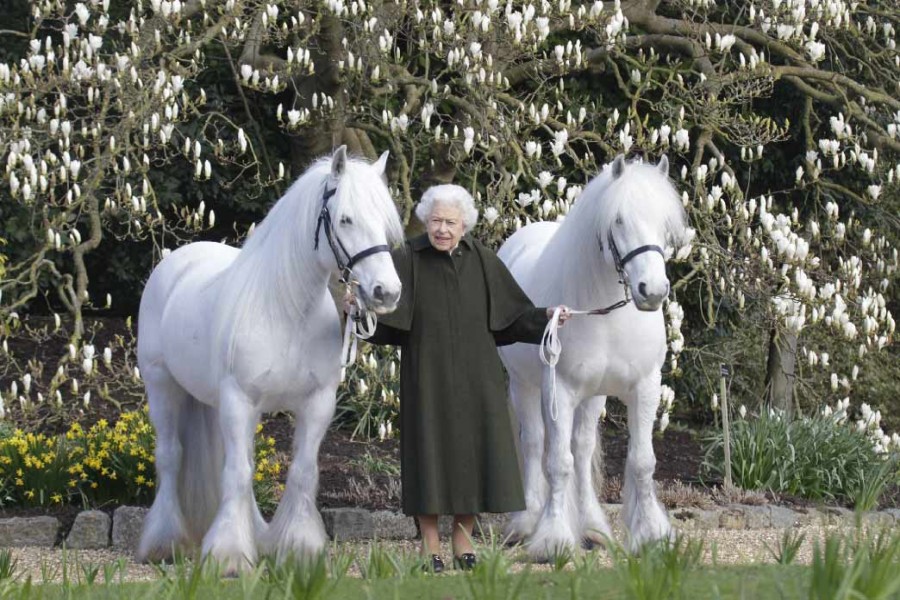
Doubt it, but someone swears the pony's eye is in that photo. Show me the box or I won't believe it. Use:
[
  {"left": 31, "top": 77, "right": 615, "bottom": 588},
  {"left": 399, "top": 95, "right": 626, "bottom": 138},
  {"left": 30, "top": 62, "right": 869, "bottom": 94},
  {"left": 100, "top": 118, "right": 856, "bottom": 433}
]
[
  {"left": 615, "top": 215, "right": 624, "bottom": 225},
  {"left": 340, "top": 216, "right": 353, "bottom": 226}
]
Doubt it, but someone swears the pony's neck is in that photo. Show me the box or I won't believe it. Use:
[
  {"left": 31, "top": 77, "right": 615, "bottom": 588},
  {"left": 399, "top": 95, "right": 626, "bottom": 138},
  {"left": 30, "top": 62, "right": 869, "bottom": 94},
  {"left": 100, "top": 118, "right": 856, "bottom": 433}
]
[
  {"left": 535, "top": 215, "right": 625, "bottom": 310},
  {"left": 223, "top": 178, "right": 333, "bottom": 329}
]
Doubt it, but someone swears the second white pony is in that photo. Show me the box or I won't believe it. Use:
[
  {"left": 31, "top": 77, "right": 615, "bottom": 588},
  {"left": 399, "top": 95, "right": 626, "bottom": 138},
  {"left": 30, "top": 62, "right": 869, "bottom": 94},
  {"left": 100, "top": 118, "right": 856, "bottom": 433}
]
[{"left": 498, "top": 155, "right": 688, "bottom": 558}]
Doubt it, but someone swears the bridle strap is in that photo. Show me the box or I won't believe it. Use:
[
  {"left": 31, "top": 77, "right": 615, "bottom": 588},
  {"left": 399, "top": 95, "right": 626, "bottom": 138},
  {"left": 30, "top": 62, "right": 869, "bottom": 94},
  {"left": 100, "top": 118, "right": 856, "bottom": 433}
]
[
  {"left": 619, "top": 244, "right": 665, "bottom": 266},
  {"left": 314, "top": 184, "right": 391, "bottom": 284},
  {"left": 347, "top": 244, "right": 390, "bottom": 270}
]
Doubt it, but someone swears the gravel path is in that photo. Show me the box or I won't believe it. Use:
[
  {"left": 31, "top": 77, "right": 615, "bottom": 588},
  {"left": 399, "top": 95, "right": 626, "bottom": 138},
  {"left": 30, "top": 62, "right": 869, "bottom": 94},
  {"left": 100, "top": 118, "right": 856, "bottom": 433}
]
[{"left": 6, "top": 523, "right": 862, "bottom": 584}]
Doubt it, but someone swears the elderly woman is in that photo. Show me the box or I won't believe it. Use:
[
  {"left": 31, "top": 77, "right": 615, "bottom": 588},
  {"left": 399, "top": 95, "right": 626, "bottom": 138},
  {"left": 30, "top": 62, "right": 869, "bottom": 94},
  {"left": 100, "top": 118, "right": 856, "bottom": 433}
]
[{"left": 355, "top": 184, "right": 569, "bottom": 572}]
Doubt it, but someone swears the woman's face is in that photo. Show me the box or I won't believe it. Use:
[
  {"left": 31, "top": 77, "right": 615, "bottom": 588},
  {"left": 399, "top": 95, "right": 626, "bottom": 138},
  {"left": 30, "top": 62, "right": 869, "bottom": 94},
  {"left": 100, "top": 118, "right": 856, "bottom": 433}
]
[{"left": 426, "top": 201, "right": 465, "bottom": 252}]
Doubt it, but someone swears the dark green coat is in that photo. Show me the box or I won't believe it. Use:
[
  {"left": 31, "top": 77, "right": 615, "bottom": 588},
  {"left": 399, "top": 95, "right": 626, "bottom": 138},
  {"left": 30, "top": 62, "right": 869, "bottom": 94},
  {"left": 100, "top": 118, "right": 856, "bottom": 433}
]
[{"left": 368, "top": 233, "right": 549, "bottom": 516}]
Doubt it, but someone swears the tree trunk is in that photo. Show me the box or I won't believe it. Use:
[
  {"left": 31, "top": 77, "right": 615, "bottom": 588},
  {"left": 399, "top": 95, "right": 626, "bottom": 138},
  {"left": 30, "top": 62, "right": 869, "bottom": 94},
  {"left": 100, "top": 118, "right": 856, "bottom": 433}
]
[{"left": 764, "top": 327, "right": 798, "bottom": 419}]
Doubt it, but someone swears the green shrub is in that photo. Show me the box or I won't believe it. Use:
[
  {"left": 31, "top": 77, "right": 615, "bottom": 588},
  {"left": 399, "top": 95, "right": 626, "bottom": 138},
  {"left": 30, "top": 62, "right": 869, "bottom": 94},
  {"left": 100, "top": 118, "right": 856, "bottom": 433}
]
[
  {"left": 336, "top": 346, "right": 400, "bottom": 441},
  {"left": 703, "top": 410, "right": 898, "bottom": 506}
]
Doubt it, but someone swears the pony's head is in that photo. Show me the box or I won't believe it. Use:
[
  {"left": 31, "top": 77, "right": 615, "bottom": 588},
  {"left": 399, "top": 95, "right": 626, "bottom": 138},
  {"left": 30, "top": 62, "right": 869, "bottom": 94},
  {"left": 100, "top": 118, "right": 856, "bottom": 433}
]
[
  {"left": 316, "top": 146, "right": 404, "bottom": 313},
  {"left": 595, "top": 155, "right": 687, "bottom": 311}
]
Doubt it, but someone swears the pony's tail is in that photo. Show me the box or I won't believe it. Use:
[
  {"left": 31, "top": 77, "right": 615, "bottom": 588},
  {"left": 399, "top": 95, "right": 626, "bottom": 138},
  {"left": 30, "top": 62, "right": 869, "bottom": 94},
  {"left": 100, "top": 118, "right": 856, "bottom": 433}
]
[{"left": 178, "top": 397, "right": 223, "bottom": 543}]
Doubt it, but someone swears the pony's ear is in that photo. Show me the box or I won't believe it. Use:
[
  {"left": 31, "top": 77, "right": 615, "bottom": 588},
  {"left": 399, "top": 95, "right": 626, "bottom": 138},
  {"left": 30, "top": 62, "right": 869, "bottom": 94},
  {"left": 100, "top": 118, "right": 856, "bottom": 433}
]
[
  {"left": 331, "top": 145, "right": 348, "bottom": 178},
  {"left": 373, "top": 150, "right": 389, "bottom": 178},
  {"left": 657, "top": 154, "right": 669, "bottom": 177},
  {"left": 611, "top": 154, "right": 626, "bottom": 179}
]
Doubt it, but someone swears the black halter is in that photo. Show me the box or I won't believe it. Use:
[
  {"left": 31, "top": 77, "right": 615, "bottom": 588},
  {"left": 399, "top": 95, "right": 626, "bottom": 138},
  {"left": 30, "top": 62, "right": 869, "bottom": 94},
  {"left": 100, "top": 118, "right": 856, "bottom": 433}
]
[
  {"left": 601, "top": 230, "right": 665, "bottom": 307},
  {"left": 314, "top": 185, "right": 391, "bottom": 284}
]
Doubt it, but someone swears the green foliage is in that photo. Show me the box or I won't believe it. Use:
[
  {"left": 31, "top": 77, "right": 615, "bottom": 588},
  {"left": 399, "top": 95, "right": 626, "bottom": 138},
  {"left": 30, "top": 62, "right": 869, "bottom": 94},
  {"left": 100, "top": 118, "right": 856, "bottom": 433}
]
[
  {"left": 765, "top": 529, "right": 807, "bottom": 566},
  {"left": 336, "top": 346, "right": 401, "bottom": 441},
  {"left": 350, "top": 451, "right": 400, "bottom": 478},
  {"left": 263, "top": 552, "right": 339, "bottom": 600},
  {"left": 809, "top": 529, "right": 900, "bottom": 600},
  {"left": 0, "top": 549, "right": 18, "bottom": 581},
  {"left": 357, "top": 542, "right": 404, "bottom": 580},
  {"left": 703, "top": 411, "right": 898, "bottom": 506},
  {"left": 610, "top": 536, "right": 704, "bottom": 600},
  {"left": 464, "top": 532, "right": 529, "bottom": 600}
]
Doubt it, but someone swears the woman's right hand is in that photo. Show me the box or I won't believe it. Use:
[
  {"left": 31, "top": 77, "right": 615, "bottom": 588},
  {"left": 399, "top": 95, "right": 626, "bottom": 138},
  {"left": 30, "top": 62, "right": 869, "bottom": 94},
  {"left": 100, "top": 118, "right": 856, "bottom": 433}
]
[{"left": 343, "top": 290, "right": 357, "bottom": 314}]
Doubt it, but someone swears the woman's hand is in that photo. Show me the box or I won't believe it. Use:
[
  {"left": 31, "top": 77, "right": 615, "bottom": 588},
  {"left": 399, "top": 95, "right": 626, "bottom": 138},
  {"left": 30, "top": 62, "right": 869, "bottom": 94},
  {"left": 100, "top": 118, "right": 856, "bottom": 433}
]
[
  {"left": 343, "top": 290, "right": 357, "bottom": 314},
  {"left": 547, "top": 305, "right": 572, "bottom": 326}
]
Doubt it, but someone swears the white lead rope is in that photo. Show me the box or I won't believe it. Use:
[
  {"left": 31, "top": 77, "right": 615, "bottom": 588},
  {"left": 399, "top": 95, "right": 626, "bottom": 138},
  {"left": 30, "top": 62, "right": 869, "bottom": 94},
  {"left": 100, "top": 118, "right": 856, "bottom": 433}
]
[
  {"left": 539, "top": 307, "right": 565, "bottom": 422},
  {"left": 340, "top": 295, "right": 377, "bottom": 381},
  {"left": 540, "top": 306, "right": 620, "bottom": 422}
]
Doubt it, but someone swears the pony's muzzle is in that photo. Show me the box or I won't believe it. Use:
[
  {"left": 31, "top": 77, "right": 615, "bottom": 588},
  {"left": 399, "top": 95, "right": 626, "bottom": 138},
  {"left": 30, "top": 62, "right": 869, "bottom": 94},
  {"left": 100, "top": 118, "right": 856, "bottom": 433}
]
[
  {"left": 634, "top": 280, "right": 669, "bottom": 312},
  {"left": 363, "top": 282, "right": 401, "bottom": 314}
]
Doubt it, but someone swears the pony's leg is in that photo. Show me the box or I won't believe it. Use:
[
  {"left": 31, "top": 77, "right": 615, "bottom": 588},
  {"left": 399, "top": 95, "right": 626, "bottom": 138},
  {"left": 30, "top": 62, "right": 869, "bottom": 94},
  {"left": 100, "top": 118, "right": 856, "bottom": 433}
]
[
  {"left": 137, "top": 369, "right": 191, "bottom": 562},
  {"left": 572, "top": 395, "right": 611, "bottom": 547},
  {"left": 201, "top": 377, "right": 260, "bottom": 575},
  {"left": 262, "top": 384, "right": 336, "bottom": 563},
  {"left": 622, "top": 375, "right": 672, "bottom": 551},
  {"left": 527, "top": 371, "right": 577, "bottom": 561},
  {"left": 506, "top": 380, "right": 546, "bottom": 544}
]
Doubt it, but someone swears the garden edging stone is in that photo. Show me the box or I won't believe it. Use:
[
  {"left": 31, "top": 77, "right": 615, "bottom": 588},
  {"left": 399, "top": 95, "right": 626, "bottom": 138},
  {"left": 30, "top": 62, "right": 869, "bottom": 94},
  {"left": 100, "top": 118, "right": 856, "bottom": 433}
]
[
  {"left": 0, "top": 516, "right": 59, "bottom": 547},
  {"left": 3, "top": 503, "right": 899, "bottom": 550},
  {"left": 65, "top": 510, "right": 111, "bottom": 550},
  {"left": 111, "top": 506, "right": 149, "bottom": 551}
]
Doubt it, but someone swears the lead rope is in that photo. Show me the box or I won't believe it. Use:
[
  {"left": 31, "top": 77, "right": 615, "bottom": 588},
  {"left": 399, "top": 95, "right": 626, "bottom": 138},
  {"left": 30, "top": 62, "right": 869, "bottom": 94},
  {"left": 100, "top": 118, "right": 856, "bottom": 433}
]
[
  {"left": 340, "top": 286, "right": 378, "bottom": 381},
  {"left": 539, "top": 307, "right": 565, "bottom": 422},
  {"left": 539, "top": 298, "right": 632, "bottom": 421}
]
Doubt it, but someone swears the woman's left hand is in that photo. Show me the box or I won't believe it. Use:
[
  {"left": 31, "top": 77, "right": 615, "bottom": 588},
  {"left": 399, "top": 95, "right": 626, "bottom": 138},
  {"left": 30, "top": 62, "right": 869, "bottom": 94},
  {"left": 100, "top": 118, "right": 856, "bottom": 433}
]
[{"left": 547, "top": 305, "right": 572, "bottom": 325}]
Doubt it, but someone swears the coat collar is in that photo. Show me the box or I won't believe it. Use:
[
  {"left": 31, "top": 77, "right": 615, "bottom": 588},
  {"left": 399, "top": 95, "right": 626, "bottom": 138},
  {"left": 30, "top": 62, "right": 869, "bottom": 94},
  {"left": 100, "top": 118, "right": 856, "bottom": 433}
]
[{"left": 409, "top": 233, "right": 474, "bottom": 252}]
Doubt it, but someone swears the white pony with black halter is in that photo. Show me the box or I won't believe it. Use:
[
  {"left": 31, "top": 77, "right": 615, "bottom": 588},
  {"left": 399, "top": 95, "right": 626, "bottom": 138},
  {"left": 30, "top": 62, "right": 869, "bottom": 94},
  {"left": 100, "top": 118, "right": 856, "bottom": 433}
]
[
  {"left": 498, "top": 154, "right": 688, "bottom": 559},
  {"left": 136, "top": 146, "right": 403, "bottom": 573}
]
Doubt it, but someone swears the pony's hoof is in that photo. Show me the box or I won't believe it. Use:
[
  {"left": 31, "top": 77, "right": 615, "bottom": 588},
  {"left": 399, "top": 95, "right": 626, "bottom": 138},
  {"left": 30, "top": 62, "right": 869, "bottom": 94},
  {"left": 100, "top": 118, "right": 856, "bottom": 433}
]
[
  {"left": 581, "top": 521, "right": 613, "bottom": 549},
  {"left": 626, "top": 523, "right": 675, "bottom": 554},
  {"left": 206, "top": 550, "right": 255, "bottom": 577},
  {"left": 527, "top": 517, "right": 577, "bottom": 562},
  {"left": 504, "top": 512, "right": 539, "bottom": 546}
]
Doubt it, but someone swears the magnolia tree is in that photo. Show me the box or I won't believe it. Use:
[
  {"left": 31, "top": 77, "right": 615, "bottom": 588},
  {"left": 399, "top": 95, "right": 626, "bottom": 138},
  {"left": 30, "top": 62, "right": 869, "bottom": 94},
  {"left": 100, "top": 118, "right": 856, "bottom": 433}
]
[{"left": 0, "top": 0, "right": 898, "bottom": 431}]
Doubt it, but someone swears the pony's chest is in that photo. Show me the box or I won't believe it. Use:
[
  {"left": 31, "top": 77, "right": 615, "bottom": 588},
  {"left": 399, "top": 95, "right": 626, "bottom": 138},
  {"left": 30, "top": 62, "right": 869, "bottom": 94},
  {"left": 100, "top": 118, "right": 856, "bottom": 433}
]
[
  {"left": 230, "top": 319, "right": 341, "bottom": 405},
  {"left": 563, "top": 313, "right": 666, "bottom": 392}
]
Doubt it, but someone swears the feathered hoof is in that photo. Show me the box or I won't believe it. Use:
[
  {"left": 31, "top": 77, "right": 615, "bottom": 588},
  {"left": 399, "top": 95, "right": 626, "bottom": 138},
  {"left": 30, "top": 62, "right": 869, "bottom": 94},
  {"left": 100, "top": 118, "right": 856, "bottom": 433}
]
[
  {"left": 137, "top": 537, "right": 193, "bottom": 565},
  {"left": 626, "top": 520, "right": 674, "bottom": 554},
  {"left": 137, "top": 506, "right": 192, "bottom": 564},
  {"left": 527, "top": 516, "right": 577, "bottom": 562},
  {"left": 262, "top": 532, "right": 327, "bottom": 566},
  {"left": 202, "top": 522, "right": 258, "bottom": 576},
  {"left": 260, "top": 512, "right": 327, "bottom": 565},
  {"left": 206, "top": 550, "right": 256, "bottom": 578},
  {"left": 504, "top": 511, "right": 539, "bottom": 547},
  {"left": 581, "top": 520, "right": 613, "bottom": 550}
]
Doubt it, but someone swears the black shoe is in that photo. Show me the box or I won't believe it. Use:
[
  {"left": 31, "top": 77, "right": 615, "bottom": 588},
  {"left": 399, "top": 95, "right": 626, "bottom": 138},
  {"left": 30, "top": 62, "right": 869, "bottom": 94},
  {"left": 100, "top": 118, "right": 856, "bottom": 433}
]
[
  {"left": 423, "top": 554, "right": 444, "bottom": 574},
  {"left": 453, "top": 553, "right": 477, "bottom": 571}
]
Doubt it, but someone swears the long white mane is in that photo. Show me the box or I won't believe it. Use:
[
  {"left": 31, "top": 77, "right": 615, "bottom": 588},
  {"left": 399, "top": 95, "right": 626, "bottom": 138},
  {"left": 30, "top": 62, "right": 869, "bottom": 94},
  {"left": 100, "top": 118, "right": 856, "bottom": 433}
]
[
  {"left": 213, "top": 156, "right": 404, "bottom": 374},
  {"left": 533, "top": 158, "right": 687, "bottom": 306}
]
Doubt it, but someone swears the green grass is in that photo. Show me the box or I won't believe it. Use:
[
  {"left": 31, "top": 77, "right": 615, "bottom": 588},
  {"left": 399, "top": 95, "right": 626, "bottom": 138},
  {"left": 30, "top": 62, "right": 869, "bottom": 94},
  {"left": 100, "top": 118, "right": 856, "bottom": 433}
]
[
  {"left": 4, "top": 528, "right": 900, "bottom": 599},
  {"left": 0, "top": 565, "right": 812, "bottom": 599}
]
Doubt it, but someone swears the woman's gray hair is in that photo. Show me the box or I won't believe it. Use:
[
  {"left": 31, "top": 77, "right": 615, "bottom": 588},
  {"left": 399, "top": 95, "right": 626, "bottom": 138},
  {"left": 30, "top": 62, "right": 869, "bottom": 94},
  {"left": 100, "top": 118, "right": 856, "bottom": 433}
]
[{"left": 415, "top": 184, "right": 479, "bottom": 232}]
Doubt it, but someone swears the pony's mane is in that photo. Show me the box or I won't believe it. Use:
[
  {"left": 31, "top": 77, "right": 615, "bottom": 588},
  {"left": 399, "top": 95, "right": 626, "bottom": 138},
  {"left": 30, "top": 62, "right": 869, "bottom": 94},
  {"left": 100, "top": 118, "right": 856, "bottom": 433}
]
[
  {"left": 533, "top": 158, "right": 687, "bottom": 306},
  {"left": 212, "top": 155, "right": 403, "bottom": 375}
]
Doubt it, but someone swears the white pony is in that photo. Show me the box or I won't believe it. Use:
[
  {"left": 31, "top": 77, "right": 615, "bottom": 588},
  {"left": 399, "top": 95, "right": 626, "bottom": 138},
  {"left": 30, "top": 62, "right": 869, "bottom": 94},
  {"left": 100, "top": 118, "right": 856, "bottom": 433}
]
[
  {"left": 498, "top": 155, "right": 688, "bottom": 558},
  {"left": 136, "top": 146, "right": 403, "bottom": 573}
]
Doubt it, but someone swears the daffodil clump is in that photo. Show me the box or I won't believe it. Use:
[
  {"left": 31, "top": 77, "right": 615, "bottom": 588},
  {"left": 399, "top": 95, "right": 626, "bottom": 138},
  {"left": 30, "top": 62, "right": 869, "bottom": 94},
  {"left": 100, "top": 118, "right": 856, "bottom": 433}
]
[{"left": 0, "top": 409, "right": 284, "bottom": 508}]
